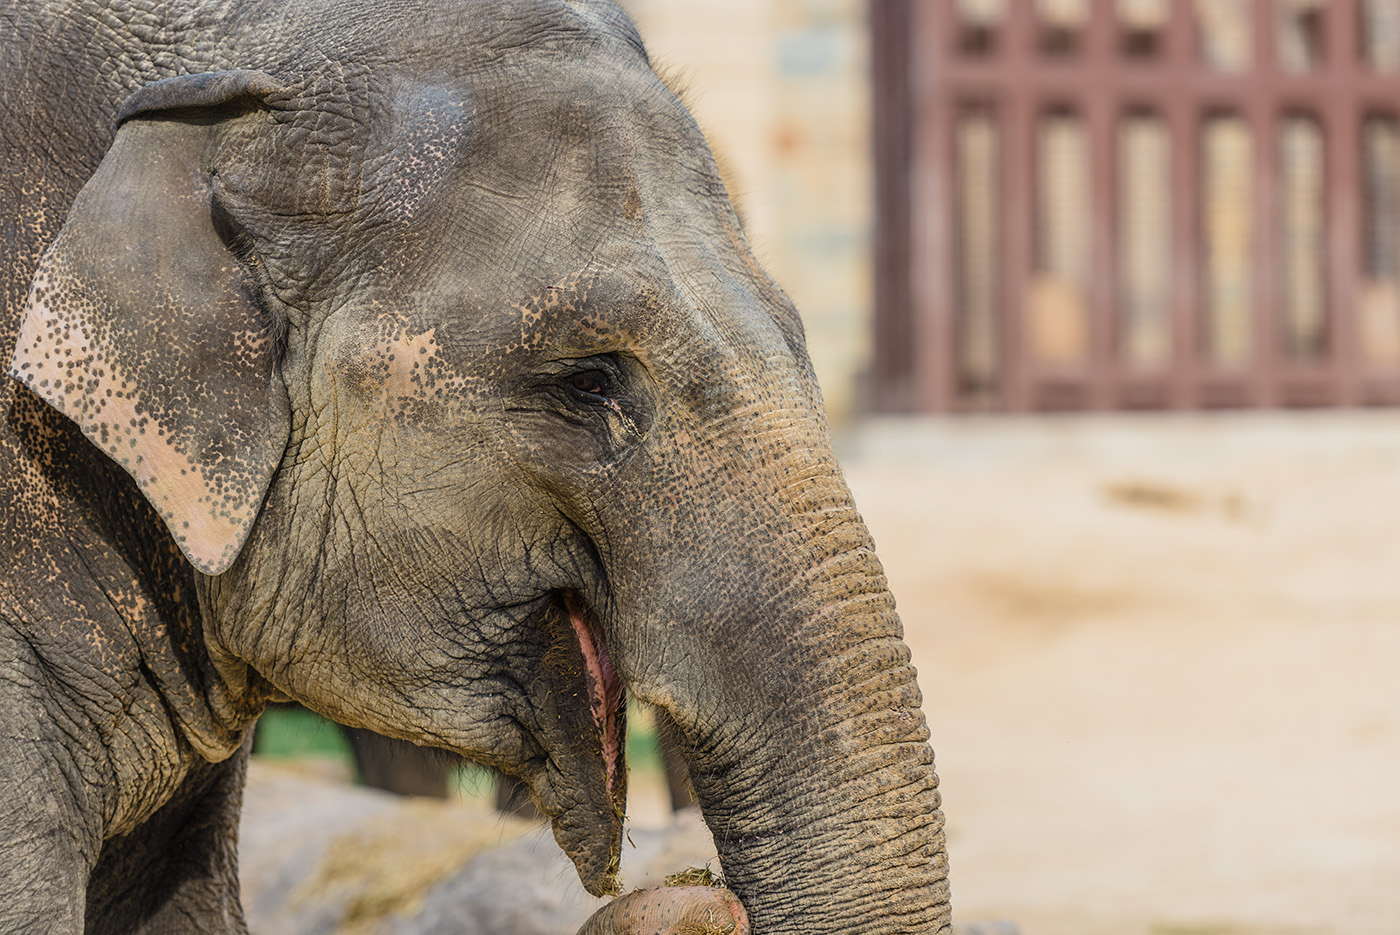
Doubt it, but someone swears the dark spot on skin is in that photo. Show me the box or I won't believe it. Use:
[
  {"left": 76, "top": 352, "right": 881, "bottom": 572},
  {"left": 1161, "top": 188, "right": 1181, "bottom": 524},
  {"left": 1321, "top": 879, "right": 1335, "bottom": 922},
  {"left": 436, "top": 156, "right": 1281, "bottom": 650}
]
[{"left": 623, "top": 187, "right": 642, "bottom": 220}]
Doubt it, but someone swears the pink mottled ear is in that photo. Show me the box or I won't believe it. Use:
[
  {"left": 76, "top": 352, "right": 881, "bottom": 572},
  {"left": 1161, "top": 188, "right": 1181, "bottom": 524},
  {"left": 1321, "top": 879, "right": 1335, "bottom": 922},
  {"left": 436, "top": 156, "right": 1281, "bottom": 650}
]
[{"left": 9, "top": 72, "right": 289, "bottom": 575}]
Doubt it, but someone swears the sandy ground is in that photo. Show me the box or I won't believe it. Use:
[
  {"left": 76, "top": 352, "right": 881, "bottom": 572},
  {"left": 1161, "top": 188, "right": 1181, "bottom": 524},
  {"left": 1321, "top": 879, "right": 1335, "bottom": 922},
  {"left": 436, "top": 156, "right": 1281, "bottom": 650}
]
[
  {"left": 242, "top": 412, "right": 1400, "bottom": 935},
  {"left": 836, "top": 414, "right": 1400, "bottom": 935}
]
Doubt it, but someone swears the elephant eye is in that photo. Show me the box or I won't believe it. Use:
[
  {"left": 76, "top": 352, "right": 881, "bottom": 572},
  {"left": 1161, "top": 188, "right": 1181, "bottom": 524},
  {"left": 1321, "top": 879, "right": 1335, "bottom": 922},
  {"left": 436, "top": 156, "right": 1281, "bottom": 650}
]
[
  {"left": 565, "top": 369, "right": 623, "bottom": 413},
  {"left": 569, "top": 372, "right": 606, "bottom": 396}
]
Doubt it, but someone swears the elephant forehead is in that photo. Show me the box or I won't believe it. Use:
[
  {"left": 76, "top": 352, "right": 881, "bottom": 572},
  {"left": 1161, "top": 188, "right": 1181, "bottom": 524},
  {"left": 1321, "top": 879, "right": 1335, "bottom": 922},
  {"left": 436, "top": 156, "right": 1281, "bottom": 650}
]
[{"left": 370, "top": 81, "right": 473, "bottom": 224}]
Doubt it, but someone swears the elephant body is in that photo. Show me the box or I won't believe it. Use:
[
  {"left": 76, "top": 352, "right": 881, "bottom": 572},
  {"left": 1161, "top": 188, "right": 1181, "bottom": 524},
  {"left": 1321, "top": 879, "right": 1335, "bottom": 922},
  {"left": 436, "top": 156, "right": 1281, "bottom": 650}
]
[{"left": 0, "top": 1, "right": 951, "bottom": 932}]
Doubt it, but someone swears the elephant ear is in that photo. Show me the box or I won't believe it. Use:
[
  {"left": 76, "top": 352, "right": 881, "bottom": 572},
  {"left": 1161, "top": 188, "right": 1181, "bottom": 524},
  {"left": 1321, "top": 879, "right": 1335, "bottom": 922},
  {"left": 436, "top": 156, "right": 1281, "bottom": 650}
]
[{"left": 9, "top": 71, "right": 290, "bottom": 575}]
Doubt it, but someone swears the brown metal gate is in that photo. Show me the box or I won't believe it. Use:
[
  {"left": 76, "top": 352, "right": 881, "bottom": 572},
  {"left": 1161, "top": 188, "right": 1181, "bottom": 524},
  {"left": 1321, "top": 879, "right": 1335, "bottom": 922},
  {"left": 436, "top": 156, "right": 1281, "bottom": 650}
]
[{"left": 872, "top": 0, "right": 1400, "bottom": 412}]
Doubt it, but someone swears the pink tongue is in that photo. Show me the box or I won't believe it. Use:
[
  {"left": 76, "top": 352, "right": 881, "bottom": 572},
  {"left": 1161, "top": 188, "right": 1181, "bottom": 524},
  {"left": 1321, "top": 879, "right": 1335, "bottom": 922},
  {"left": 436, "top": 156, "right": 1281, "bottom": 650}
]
[{"left": 564, "top": 592, "right": 623, "bottom": 794}]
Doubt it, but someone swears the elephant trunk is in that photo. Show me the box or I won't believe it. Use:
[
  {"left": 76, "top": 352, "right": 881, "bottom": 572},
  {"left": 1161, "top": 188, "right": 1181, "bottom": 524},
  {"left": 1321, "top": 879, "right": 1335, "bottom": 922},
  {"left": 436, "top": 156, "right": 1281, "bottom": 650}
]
[
  {"left": 623, "top": 499, "right": 952, "bottom": 934},
  {"left": 700, "top": 570, "right": 948, "bottom": 932}
]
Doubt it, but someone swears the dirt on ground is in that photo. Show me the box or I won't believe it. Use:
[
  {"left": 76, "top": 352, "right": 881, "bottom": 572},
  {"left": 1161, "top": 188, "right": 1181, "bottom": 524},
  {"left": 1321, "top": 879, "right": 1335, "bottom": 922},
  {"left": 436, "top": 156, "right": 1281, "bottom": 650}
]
[{"left": 838, "top": 413, "right": 1400, "bottom": 935}]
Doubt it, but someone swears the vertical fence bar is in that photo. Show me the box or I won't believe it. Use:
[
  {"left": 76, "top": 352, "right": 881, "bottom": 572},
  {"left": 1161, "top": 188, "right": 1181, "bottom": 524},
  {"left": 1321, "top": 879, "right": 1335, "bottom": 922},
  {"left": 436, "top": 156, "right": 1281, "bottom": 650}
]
[
  {"left": 1001, "top": 0, "right": 1037, "bottom": 410},
  {"left": 909, "top": 0, "right": 958, "bottom": 411},
  {"left": 1251, "top": 0, "right": 1280, "bottom": 406},
  {"left": 1329, "top": 0, "right": 1363, "bottom": 404},
  {"left": 1167, "top": 0, "right": 1201, "bottom": 408},
  {"left": 1086, "top": 0, "right": 1118, "bottom": 408},
  {"left": 870, "top": 0, "right": 915, "bottom": 410}
]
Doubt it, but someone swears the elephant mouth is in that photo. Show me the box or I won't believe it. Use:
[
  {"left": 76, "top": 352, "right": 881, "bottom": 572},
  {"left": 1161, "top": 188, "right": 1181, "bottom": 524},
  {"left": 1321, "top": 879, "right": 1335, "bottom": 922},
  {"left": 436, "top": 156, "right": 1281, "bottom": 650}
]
[
  {"left": 533, "top": 588, "right": 628, "bottom": 895},
  {"left": 563, "top": 589, "right": 625, "bottom": 803}
]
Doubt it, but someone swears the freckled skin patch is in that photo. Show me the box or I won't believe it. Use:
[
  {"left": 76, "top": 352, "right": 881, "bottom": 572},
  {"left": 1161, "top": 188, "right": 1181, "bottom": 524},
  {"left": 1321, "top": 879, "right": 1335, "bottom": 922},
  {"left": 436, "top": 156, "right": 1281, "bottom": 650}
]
[
  {"left": 1, "top": 0, "right": 949, "bottom": 932},
  {"left": 13, "top": 262, "right": 270, "bottom": 573},
  {"left": 332, "top": 323, "right": 481, "bottom": 414},
  {"left": 374, "top": 83, "right": 470, "bottom": 225}
]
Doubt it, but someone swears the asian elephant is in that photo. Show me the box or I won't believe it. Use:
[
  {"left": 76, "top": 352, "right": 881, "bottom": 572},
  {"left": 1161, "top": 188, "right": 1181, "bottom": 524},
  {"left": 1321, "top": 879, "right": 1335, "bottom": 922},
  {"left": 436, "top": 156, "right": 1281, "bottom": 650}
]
[{"left": 0, "top": 0, "right": 952, "bottom": 933}]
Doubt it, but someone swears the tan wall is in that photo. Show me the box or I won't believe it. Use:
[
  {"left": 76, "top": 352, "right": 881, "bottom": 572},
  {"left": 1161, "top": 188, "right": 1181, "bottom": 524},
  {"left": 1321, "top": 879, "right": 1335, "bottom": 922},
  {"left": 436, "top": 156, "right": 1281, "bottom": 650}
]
[{"left": 618, "top": 0, "right": 872, "bottom": 423}]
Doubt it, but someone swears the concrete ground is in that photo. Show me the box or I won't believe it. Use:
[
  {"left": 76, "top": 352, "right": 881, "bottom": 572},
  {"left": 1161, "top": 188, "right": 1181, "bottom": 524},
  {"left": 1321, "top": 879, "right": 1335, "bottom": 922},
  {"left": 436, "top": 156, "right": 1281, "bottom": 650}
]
[{"left": 837, "top": 413, "right": 1400, "bottom": 935}]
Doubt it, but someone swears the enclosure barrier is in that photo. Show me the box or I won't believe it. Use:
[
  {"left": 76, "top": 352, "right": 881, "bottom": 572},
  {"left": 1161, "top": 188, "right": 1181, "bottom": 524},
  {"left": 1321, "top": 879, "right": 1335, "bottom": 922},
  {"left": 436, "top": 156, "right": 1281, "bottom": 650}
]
[{"left": 873, "top": 0, "right": 1400, "bottom": 411}]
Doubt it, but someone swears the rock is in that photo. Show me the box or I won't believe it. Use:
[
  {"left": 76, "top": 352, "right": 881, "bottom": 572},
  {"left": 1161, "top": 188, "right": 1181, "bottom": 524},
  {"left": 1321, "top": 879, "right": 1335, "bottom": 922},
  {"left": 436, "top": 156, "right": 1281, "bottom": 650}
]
[
  {"left": 240, "top": 758, "right": 720, "bottom": 935},
  {"left": 398, "top": 810, "right": 719, "bottom": 935},
  {"left": 241, "top": 758, "right": 1004, "bottom": 935},
  {"left": 953, "top": 923, "right": 1020, "bottom": 935}
]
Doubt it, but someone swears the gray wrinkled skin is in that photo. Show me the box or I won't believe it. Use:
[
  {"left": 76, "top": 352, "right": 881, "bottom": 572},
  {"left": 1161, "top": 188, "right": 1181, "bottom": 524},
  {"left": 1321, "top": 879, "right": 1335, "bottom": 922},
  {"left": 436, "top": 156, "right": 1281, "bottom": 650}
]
[{"left": 0, "top": 1, "right": 952, "bottom": 933}]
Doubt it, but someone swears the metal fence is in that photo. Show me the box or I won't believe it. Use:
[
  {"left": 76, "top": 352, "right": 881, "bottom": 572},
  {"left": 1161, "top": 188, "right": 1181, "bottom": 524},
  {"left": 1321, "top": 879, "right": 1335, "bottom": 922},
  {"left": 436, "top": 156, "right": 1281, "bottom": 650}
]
[{"left": 873, "top": 0, "right": 1400, "bottom": 411}]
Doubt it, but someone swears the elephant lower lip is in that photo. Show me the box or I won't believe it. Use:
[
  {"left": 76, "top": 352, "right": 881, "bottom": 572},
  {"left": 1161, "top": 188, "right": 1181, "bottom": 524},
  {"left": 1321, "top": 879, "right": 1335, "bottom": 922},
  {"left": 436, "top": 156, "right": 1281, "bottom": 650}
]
[{"left": 563, "top": 590, "right": 624, "bottom": 799}]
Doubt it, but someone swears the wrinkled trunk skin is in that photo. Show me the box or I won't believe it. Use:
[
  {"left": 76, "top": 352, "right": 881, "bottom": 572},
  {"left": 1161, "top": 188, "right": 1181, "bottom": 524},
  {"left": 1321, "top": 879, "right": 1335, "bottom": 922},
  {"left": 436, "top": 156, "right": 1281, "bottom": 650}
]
[
  {"left": 718, "top": 611, "right": 947, "bottom": 931},
  {"left": 687, "top": 555, "right": 948, "bottom": 934},
  {"left": 605, "top": 424, "right": 952, "bottom": 933}
]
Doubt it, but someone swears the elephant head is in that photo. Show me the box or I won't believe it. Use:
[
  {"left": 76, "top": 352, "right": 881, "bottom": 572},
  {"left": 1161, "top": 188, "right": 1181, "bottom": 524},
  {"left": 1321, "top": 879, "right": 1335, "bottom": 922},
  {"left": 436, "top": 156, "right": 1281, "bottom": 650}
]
[{"left": 10, "top": 1, "right": 950, "bottom": 930}]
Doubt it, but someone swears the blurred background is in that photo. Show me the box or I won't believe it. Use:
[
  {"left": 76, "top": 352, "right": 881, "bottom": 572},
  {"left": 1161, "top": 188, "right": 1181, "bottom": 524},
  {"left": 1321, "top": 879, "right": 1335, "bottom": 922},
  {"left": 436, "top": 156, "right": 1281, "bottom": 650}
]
[{"left": 245, "top": 3, "right": 1400, "bottom": 934}]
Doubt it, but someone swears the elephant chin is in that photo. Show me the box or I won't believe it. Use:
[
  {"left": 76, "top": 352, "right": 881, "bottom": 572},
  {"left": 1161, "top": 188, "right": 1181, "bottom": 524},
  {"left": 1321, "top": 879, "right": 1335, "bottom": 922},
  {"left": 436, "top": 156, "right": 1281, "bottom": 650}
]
[
  {"left": 551, "top": 809, "right": 624, "bottom": 898},
  {"left": 531, "top": 590, "right": 629, "bottom": 897}
]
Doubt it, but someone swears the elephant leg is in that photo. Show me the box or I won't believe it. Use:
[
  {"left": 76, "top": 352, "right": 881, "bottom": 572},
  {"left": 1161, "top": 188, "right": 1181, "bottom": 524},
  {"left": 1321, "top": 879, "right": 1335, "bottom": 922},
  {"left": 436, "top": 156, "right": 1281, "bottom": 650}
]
[
  {"left": 85, "top": 746, "right": 250, "bottom": 934},
  {"left": 0, "top": 684, "right": 95, "bottom": 935},
  {"left": 0, "top": 797, "right": 88, "bottom": 935},
  {"left": 345, "top": 727, "right": 454, "bottom": 798},
  {"left": 653, "top": 709, "right": 695, "bottom": 811}
]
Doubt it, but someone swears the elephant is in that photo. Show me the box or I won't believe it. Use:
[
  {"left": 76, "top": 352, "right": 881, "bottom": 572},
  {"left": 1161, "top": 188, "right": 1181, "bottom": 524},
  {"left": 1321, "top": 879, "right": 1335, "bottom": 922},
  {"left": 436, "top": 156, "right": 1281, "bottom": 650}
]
[{"left": 0, "top": 0, "right": 952, "bottom": 933}]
